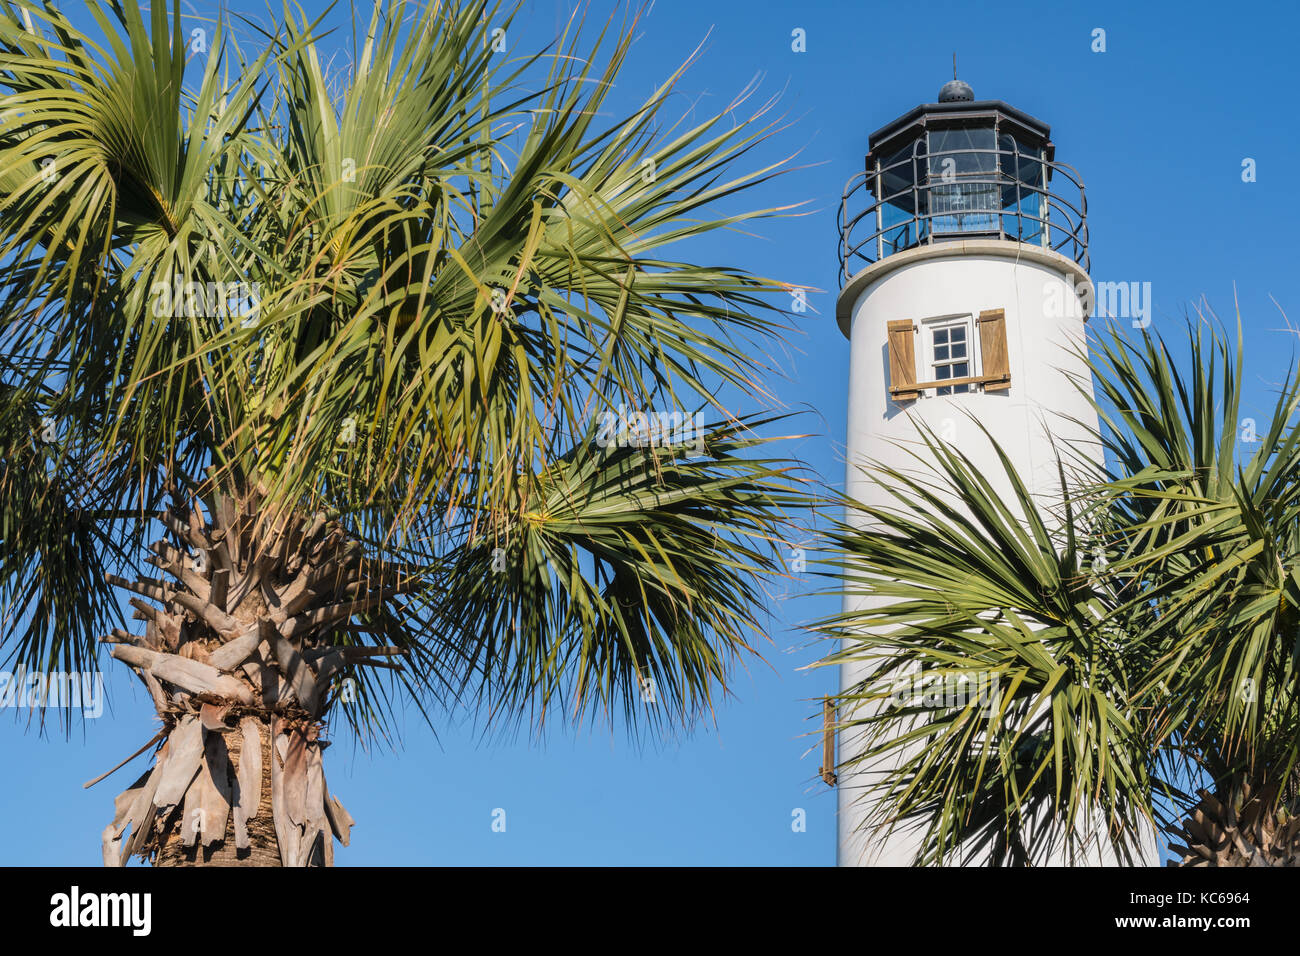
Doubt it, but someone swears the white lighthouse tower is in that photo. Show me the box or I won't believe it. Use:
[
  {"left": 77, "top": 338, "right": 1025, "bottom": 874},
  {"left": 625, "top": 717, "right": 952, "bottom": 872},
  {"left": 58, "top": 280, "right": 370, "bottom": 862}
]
[{"left": 833, "top": 79, "right": 1109, "bottom": 866}]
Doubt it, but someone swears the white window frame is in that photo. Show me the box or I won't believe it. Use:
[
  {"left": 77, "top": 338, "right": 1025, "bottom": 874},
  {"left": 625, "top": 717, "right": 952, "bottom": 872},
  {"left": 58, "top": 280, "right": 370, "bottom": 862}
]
[{"left": 920, "top": 313, "right": 981, "bottom": 397}]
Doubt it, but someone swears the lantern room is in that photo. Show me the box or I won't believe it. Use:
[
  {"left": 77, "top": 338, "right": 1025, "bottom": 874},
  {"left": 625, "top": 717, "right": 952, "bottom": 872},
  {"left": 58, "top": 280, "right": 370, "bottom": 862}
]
[{"left": 837, "top": 80, "right": 1088, "bottom": 285}]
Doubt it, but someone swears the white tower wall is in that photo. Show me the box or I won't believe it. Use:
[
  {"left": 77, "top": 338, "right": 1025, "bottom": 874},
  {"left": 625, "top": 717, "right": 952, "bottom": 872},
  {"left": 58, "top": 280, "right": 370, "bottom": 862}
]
[{"left": 836, "top": 239, "right": 1108, "bottom": 866}]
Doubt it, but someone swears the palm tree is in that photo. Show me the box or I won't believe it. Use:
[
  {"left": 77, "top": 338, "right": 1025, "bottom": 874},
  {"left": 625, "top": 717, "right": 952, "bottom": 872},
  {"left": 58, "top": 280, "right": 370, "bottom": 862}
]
[
  {"left": 822, "top": 316, "right": 1300, "bottom": 866},
  {"left": 0, "top": 0, "right": 806, "bottom": 866}
]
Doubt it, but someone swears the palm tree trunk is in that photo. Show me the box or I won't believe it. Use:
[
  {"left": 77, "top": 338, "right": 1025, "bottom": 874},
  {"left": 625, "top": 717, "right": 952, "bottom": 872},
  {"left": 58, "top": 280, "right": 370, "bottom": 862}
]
[
  {"left": 97, "top": 492, "right": 380, "bottom": 867},
  {"left": 155, "top": 716, "right": 283, "bottom": 867},
  {"left": 1171, "top": 773, "right": 1300, "bottom": 866}
]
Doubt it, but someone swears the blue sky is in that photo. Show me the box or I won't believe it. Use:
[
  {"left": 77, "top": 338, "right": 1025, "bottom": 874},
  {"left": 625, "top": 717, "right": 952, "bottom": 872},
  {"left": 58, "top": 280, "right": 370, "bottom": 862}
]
[{"left": 2, "top": 0, "right": 1297, "bottom": 866}]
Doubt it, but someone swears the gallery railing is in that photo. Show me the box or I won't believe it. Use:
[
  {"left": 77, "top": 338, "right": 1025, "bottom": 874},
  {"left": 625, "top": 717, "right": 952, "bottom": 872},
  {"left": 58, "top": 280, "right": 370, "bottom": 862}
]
[{"left": 837, "top": 145, "right": 1088, "bottom": 286}]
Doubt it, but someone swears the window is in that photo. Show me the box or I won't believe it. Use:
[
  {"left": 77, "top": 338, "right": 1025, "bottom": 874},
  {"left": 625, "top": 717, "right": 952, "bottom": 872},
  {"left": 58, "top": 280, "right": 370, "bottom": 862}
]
[
  {"left": 886, "top": 309, "right": 1010, "bottom": 403},
  {"left": 926, "top": 316, "right": 975, "bottom": 395}
]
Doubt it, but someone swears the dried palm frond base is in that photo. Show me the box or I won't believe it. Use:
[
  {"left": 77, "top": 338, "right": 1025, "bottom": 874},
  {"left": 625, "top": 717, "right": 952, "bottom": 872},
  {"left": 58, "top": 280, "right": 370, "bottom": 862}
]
[
  {"left": 96, "top": 493, "right": 409, "bottom": 867},
  {"left": 1169, "top": 776, "right": 1300, "bottom": 867}
]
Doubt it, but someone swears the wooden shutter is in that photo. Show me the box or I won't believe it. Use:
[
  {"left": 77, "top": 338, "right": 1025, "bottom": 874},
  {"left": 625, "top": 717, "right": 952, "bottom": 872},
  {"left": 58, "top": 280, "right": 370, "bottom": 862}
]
[
  {"left": 819, "top": 697, "right": 837, "bottom": 786},
  {"left": 887, "top": 319, "right": 919, "bottom": 401},
  {"left": 978, "top": 309, "right": 1010, "bottom": 391}
]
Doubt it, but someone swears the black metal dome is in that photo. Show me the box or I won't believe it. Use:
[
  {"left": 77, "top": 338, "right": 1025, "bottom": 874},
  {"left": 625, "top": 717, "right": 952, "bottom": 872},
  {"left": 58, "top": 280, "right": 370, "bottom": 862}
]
[{"left": 938, "top": 79, "right": 974, "bottom": 103}]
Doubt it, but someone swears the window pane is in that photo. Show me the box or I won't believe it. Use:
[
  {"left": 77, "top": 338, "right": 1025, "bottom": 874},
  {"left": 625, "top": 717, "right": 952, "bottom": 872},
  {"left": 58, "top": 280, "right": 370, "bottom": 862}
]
[
  {"left": 934, "top": 329, "right": 949, "bottom": 344},
  {"left": 935, "top": 345, "right": 949, "bottom": 360},
  {"left": 879, "top": 142, "right": 921, "bottom": 206},
  {"left": 951, "top": 327, "right": 966, "bottom": 342},
  {"left": 927, "top": 127, "right": 1000, "bottom": 236},
  {"left": 928, "top": 127, "right": 996, "bottom": 176},
  {"left": 936, "top": 365, "right": 951, "bottom": 380},
  {"left": 999, "top": 134, "right": 1045, "bottom": 245},
  {"left": 953, "top": 362, "right": 968, "bottom": 377},
  {"left": 879, "top": 140, "right": 924, "bottom": 254}
]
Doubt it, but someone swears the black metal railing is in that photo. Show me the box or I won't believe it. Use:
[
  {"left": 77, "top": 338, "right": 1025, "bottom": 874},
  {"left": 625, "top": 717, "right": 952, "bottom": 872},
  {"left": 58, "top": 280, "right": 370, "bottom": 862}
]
[{"left": 837, "top": 144, "right": 1088, "bottom": 287}]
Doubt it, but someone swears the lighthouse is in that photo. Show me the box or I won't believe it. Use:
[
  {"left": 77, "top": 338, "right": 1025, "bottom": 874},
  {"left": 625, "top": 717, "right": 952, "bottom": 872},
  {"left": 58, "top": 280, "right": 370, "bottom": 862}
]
[{"left": 833, "top": 79, "right": 1115, "bottom": 865}]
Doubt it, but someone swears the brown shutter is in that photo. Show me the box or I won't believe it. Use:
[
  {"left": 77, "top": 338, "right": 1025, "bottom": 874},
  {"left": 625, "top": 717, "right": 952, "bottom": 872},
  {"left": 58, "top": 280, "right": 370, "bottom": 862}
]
[
  {"left": 819, "top": 697, "right": 837, "bottom": 786},
  {"left": 978, "top": 309, "right": 1010, "bottom": 391},
  {"left": 887, "top": 319, "right": 919, "bottom": 401}
]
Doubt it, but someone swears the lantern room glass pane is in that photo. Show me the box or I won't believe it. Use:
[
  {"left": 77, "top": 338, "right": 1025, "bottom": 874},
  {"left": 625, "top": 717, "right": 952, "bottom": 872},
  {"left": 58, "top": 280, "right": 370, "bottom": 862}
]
[
  {"left": 927, "top": 127, "right": 997, "bottom": 175},
  {"left": 878, "top": 141, "right": 923, "bottom": 256},
  {"left": 926, "top": 127, "right": 999, "bottom": 236},
  {"left": 999, "top": 133, "right": 1045, "bottom": 246}
]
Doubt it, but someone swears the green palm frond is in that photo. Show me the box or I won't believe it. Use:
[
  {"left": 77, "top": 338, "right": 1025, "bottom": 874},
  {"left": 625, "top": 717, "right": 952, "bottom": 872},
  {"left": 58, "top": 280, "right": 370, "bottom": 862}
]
[
  {"left": 821, "top": 420, "right": 1155, "bottom": 865},
  {"left": 1089, "top": 319, "right": 1300, "bottom": 780},
  {"left": 0, "top": 0, "right": 808, "bottom": 744},
  {"left": 433, "top": 412, "right": 806, "bottom": 734}
]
